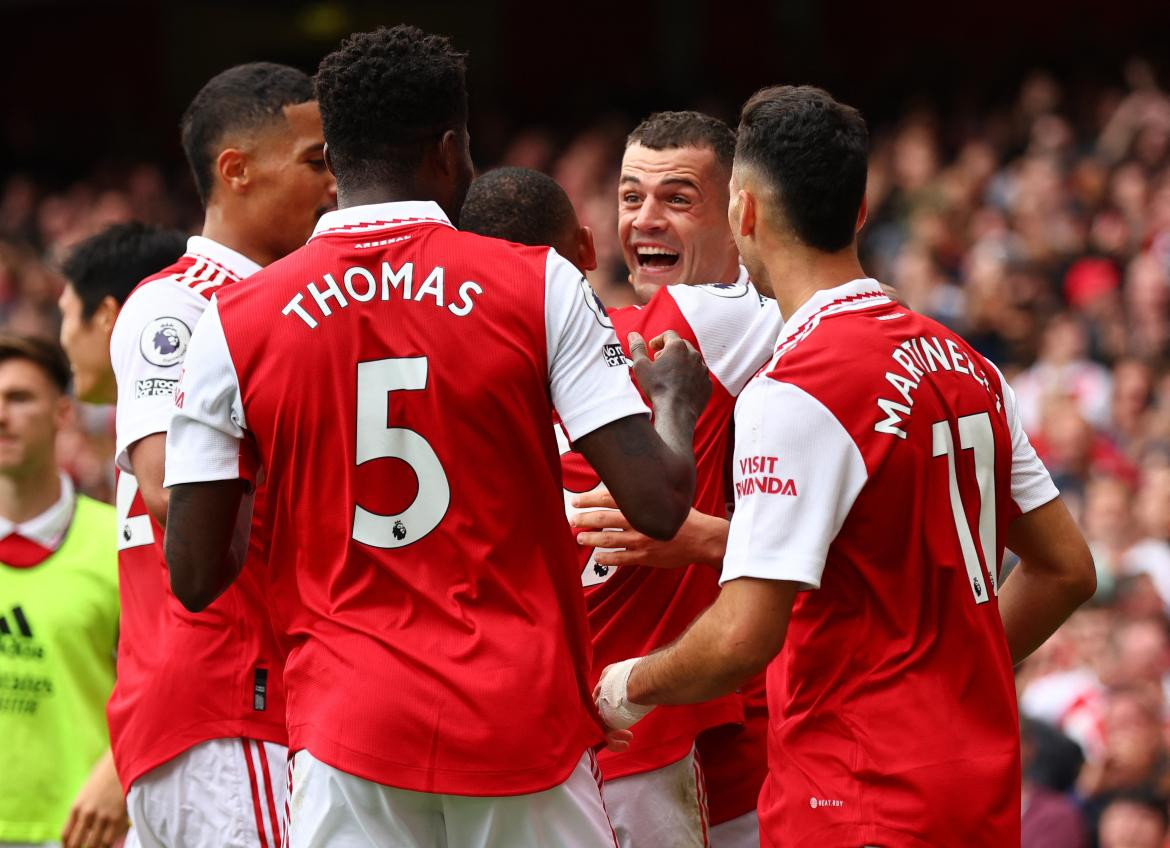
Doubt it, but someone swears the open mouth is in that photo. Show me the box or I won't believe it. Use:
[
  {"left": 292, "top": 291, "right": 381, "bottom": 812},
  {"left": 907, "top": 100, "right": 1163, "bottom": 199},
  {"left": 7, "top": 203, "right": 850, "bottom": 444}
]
[{"left": 635, "top": 246, "right": 680, "bottom": 270}]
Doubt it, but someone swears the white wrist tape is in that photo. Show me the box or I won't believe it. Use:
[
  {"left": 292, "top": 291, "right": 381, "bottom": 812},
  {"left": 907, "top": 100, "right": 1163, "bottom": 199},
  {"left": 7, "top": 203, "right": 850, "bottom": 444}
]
[{"left": 596, "top": 656, "right": 655, "bottom": 730}]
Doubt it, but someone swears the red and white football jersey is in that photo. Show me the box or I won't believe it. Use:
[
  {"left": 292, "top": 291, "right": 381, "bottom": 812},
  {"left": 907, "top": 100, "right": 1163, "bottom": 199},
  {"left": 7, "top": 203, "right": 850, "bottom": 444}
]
[
  {"left": 107, "top": 237, "right": 287, "bottom": 792},
  {"left": 559, "top": 271, "right": 781, "bottom": 786},
  {"left": 164, "top": 201, "right": 649, "bottom": 796},
  {"left": 723, "top": 279, "right": 1059, "bottom": 848}
]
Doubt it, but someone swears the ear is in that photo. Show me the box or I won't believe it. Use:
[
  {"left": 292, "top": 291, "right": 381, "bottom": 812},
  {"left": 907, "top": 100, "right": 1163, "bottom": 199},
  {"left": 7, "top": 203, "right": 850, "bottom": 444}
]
[
  {"left": 94, "top": 296, "right": 120, "bottom": 336},
  {"left": 737, "top": 189, "right": 757, "bottom": 239},
  {"left": 54, "top": 393, "right": 74, "bottom": 431},
  {"left": 437, "top": 129, "right": 461, "bottom": 177},
  {"left": 856, "top": 193, "right": 868, "bottom": 232},
  {"left": 578, "top": 226, "right": 597, "bottom": 272},
  {"left": 323, "top": 143, "right": 337, "bottom": 178},
  {"left": 215, "top": 148, "right": 249, "bottom": 196}
]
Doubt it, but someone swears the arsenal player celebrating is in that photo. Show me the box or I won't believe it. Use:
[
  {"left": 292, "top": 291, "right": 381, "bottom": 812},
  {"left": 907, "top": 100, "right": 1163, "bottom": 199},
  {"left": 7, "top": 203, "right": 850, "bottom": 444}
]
[
  {"left": 596, "top": 85, "right": 1097, "bottom": 848},
  {"left": 107, "top": 64, "right": 335, "bottom": 848},
  {"left": 162, "top": 26, "right": 708, "bottom": 848},
  {"left": 577, "top": 113, "right": 775, "bottom": 848}
]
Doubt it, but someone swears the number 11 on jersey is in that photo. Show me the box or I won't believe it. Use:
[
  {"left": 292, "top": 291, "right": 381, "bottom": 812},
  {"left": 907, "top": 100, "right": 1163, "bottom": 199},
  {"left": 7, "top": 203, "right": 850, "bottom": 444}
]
[{"left": 932, "top": 412, "right": 998, "bottom": 605}]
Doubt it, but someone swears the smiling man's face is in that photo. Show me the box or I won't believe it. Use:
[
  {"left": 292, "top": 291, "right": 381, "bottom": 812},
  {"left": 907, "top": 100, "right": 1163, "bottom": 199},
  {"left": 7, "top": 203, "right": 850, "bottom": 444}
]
[{"left": 618, "top": 142, "right": 739, "bottom": 302}]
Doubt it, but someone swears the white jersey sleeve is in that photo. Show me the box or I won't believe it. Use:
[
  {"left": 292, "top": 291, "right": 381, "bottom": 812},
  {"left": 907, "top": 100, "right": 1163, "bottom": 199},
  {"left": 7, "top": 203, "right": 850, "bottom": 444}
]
[
  {"left": 997, "top": 366, "right": 1060, "bottom": 513},
  {"left": 545, "top": 250, "right": 649, "bottom": 441},
  {"left": 720, "top": 376, "right": 869, "bottom": 590},
  {"left": 110, "top": 279, "right": 211, "bottom": 472},
  {"left": 163, "top": 298, "right": 248, "bottom": 487},
  {"left": 665, "top": 278, "right": 781, "bottom": 396}
]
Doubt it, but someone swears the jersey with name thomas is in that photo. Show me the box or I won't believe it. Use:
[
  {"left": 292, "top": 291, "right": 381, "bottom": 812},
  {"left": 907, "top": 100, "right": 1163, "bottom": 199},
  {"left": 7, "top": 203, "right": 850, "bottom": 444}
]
[
  {"left": 559, "top": 271, "right": 781, "bottom": 781},
  {"left": 106, "top": 237, "right": 287, "bottom": 792},
  {"left": 722, "top": 279, "right": 1058, "bottom": 848},
  {"left": 164, "top": 201, "right": 649, "bottom": 796}
]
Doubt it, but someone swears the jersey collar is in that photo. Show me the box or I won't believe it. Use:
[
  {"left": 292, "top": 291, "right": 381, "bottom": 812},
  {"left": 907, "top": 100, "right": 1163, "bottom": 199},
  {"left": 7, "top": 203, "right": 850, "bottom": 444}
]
[
  {"left": 0, "top": 473, "right": 76, "bottom": 551},
  {"left": 775, "top": 278, "right": 890, "bottom": 351},
  {"left": 309, "top": 201, "right": 454, "bottom": 241},
  {"left": 186, "top": 236, "right": 262, "bottom": 280}
]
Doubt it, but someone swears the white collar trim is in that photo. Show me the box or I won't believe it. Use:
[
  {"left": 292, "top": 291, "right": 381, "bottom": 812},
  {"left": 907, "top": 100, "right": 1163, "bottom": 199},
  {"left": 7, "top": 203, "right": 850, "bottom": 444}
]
[
  {"left": 310, "top": 201, "right": 454, "bottom": 241},
  {"left": 0, "top": 473, "right": 76, "bottom": 550}
]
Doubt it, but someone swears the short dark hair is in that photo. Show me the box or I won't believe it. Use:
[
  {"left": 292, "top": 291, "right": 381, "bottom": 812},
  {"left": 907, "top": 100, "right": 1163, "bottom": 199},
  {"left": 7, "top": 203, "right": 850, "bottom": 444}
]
[
  {"left": 736, "top": 85, "right": 868, "bottom": 253},
  {"left": 627, "top": 111, "right": 736, "bottom": 171},
  {"left": 61, "top": 222, "right": 187, "bottom": 318},
  {"left": 1103, "top": 789, "right": 1170, "bottom": 833},
  {"left": 0, "top": 335, "right": 71, "bottom": 393},
  {"left": 459, "top": 168, "right": 576, "bottom": 247},
  {"left": 180, "top": 62, "right": 315, "bottom": 206},
  {"left": 314, "top": 25, "right": 468, "bottom": 193}
]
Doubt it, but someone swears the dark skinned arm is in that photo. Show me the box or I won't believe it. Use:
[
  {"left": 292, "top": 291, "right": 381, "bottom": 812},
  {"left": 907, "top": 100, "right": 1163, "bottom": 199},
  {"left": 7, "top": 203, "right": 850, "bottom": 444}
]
[
  {"left": 165, "top": 478, "right": 253, "bottom": 612},
  {"left": 1000, "top": 497, "right": 1096, "bottom": 664},
  {"left": 573, "top": 330, "right": 710, "bottom": 541},
  {"left": 126, "top": 433, "right": 169, "bottom": 527}
]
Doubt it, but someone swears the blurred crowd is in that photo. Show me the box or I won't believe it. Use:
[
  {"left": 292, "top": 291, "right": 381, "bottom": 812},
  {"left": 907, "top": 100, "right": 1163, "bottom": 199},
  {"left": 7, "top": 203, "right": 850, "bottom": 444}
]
[{"left": 4, "top": 58, "right": 1170, "bottom": 848}]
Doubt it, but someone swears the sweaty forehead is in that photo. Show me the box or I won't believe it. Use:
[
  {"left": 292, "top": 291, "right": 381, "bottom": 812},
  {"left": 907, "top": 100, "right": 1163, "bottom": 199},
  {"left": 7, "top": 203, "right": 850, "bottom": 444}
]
[{"left": 620, "top": 143, "right": 722, "bottom": 190}]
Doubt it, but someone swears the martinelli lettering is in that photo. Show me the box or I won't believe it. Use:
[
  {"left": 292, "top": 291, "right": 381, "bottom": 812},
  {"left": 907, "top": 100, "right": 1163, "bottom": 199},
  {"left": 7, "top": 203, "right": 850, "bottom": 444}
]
[
  {"left": 282, "top": 262, "right": 483, "bottom": 329},
  {"left": 874, "top": 335, "right": 1001, "bottom": 439}
]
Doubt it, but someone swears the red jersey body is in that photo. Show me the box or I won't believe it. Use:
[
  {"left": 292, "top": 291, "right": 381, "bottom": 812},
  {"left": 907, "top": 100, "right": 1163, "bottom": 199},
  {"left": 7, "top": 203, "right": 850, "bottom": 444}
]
[
  {"left": 559, "top": 275, "right": 775, "bottom": 791},
  {"left": 722, "top": 279, "right": 1059, "bottom": 847},
  {"left": 107, "top": 241, "right": 287, "bottom": 791},
  {"left": 164, "top": 201, "right": 649, "bottom": 796}
]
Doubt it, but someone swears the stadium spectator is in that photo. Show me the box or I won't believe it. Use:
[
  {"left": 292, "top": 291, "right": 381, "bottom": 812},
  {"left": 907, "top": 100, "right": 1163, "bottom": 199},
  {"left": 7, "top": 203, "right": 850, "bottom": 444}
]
[{"left": 0, "top": 336, "right": 119, "bottom": 848}]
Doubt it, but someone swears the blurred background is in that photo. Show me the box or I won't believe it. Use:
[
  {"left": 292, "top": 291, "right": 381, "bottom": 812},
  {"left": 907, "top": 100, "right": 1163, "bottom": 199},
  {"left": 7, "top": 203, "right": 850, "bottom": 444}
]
[{"left": 5, "top": 1, "right": 1170, "bottom": 844}]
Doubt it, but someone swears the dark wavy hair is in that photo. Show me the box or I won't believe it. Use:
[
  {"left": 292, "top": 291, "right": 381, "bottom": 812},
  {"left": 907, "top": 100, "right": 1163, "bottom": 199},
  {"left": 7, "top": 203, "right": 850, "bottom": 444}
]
[
  {"left": 180, "top": 62, "right": 314, "bottom": 206},
  {"left": 314, "top": 25, "right": 468, "bottom": 193},
  {"left": 737, "top": 85, "right": 868, "bottom": 253}
]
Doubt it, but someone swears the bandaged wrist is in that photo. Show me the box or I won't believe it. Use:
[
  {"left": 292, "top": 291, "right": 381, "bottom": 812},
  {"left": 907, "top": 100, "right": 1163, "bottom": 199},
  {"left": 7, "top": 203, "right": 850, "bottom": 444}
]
[{"left": 596, "top": 656, "right": 656, "bottom": 730}]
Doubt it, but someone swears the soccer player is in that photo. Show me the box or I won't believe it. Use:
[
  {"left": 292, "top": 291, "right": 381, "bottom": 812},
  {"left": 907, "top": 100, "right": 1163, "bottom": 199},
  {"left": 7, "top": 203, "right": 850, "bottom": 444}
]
[
  {"left": 161, "top": 26, "right": 709, "bottom": 848},
  {"left": 59, "top": 222, "right": 187, "bottom": 404},
  {"left": 571, "top": 114, "right": 774, "bottom": 847},
  {"left": 595, "top": 85, "right": 1098, "bottom": 848},
  {"left": 0, "top": 337, "right": 119, "bottom": 848},
  {"left": 107, "top": 63, "right": 335, "bottom": 848},
  {"left": 460, "top": 167, "right": 598, "bottom": 272}
]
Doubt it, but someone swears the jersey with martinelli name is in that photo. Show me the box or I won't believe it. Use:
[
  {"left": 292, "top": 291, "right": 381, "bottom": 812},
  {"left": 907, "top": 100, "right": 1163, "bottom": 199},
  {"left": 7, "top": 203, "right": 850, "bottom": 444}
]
[
  {"left": 106, "top": 237, "right": 287, "bottom": 792},
  {"left": 164, "top": 200, "right": 649, "bottom": 796},
  {"left": 559, "top": 269, "right": 782, "bottom": 781},
  {"left": 721, "top": 278, "right": 1058, "bottom": 848}
]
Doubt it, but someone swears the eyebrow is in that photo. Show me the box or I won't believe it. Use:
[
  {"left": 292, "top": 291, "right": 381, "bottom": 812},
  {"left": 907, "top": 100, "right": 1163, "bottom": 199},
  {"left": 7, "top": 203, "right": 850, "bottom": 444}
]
[
  {"left": 298, "top": 142, "right": 325, "bottom": 157},
  {"left": 619, "top": 175, "right": 701, "bottom": 191}
]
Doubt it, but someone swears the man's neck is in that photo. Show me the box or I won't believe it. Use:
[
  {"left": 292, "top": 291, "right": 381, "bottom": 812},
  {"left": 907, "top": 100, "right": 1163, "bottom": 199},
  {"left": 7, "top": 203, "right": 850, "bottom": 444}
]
[
  {"left": 338, "top": 186, "right": 413, "bottom": 209},
  {"left": 201, "top": 207, "right": 274, "bottom": 268},
  {"left": 764, "top": 246, "right": 867, "bottom": 321},
  {"left": 0, "top": 464, "right": 61, "bottom": 525}
]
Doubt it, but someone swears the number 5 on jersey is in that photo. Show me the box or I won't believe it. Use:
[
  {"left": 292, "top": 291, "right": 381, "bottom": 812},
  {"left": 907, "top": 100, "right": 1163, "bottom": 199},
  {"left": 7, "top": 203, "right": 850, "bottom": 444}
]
[
  {"left": 353, "top": 357, "right": 450, "bottom": 548},
  {"left": 932, "top": 412, "right": 997, "bottom": 605}
]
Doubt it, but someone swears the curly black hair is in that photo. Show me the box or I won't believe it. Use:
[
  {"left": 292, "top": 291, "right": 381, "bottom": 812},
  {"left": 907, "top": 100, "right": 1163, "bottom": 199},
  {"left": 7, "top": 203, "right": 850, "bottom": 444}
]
[
  {"left": 314, "top": 25, "right": 468, "bottom": 191},
  {"left": 737, "top": 85, "right": 868, "bottom": 253},
  {"left": 626, "top": 111, "right": 736, "bottom": 171},
  {"left": 460, "top": 167, "right": 576, "bottom": 249},
  {"left": 62, "top": 221, "right": 187, "bottom": 316},
  {"left": 180, "top": 62, "right": 314, "bottom": 207}
]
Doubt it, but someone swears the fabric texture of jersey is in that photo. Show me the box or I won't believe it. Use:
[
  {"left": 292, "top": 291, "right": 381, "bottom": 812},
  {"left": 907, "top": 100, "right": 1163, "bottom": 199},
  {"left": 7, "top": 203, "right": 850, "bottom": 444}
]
[
  {"left": 560, "top": 272, "right": 781, "bottom": 782},
  {"left": 107, "top": 237, "right": 287, "bottom": 792},
  {"left": 164, "top": 201, "right": 649, "bottom": 796},
  {"left": 0, "top": 491, "right": 117, "bottom": 843},
  {"left": 722, "top": 279, "right": 1059, "bottom": 848}
]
